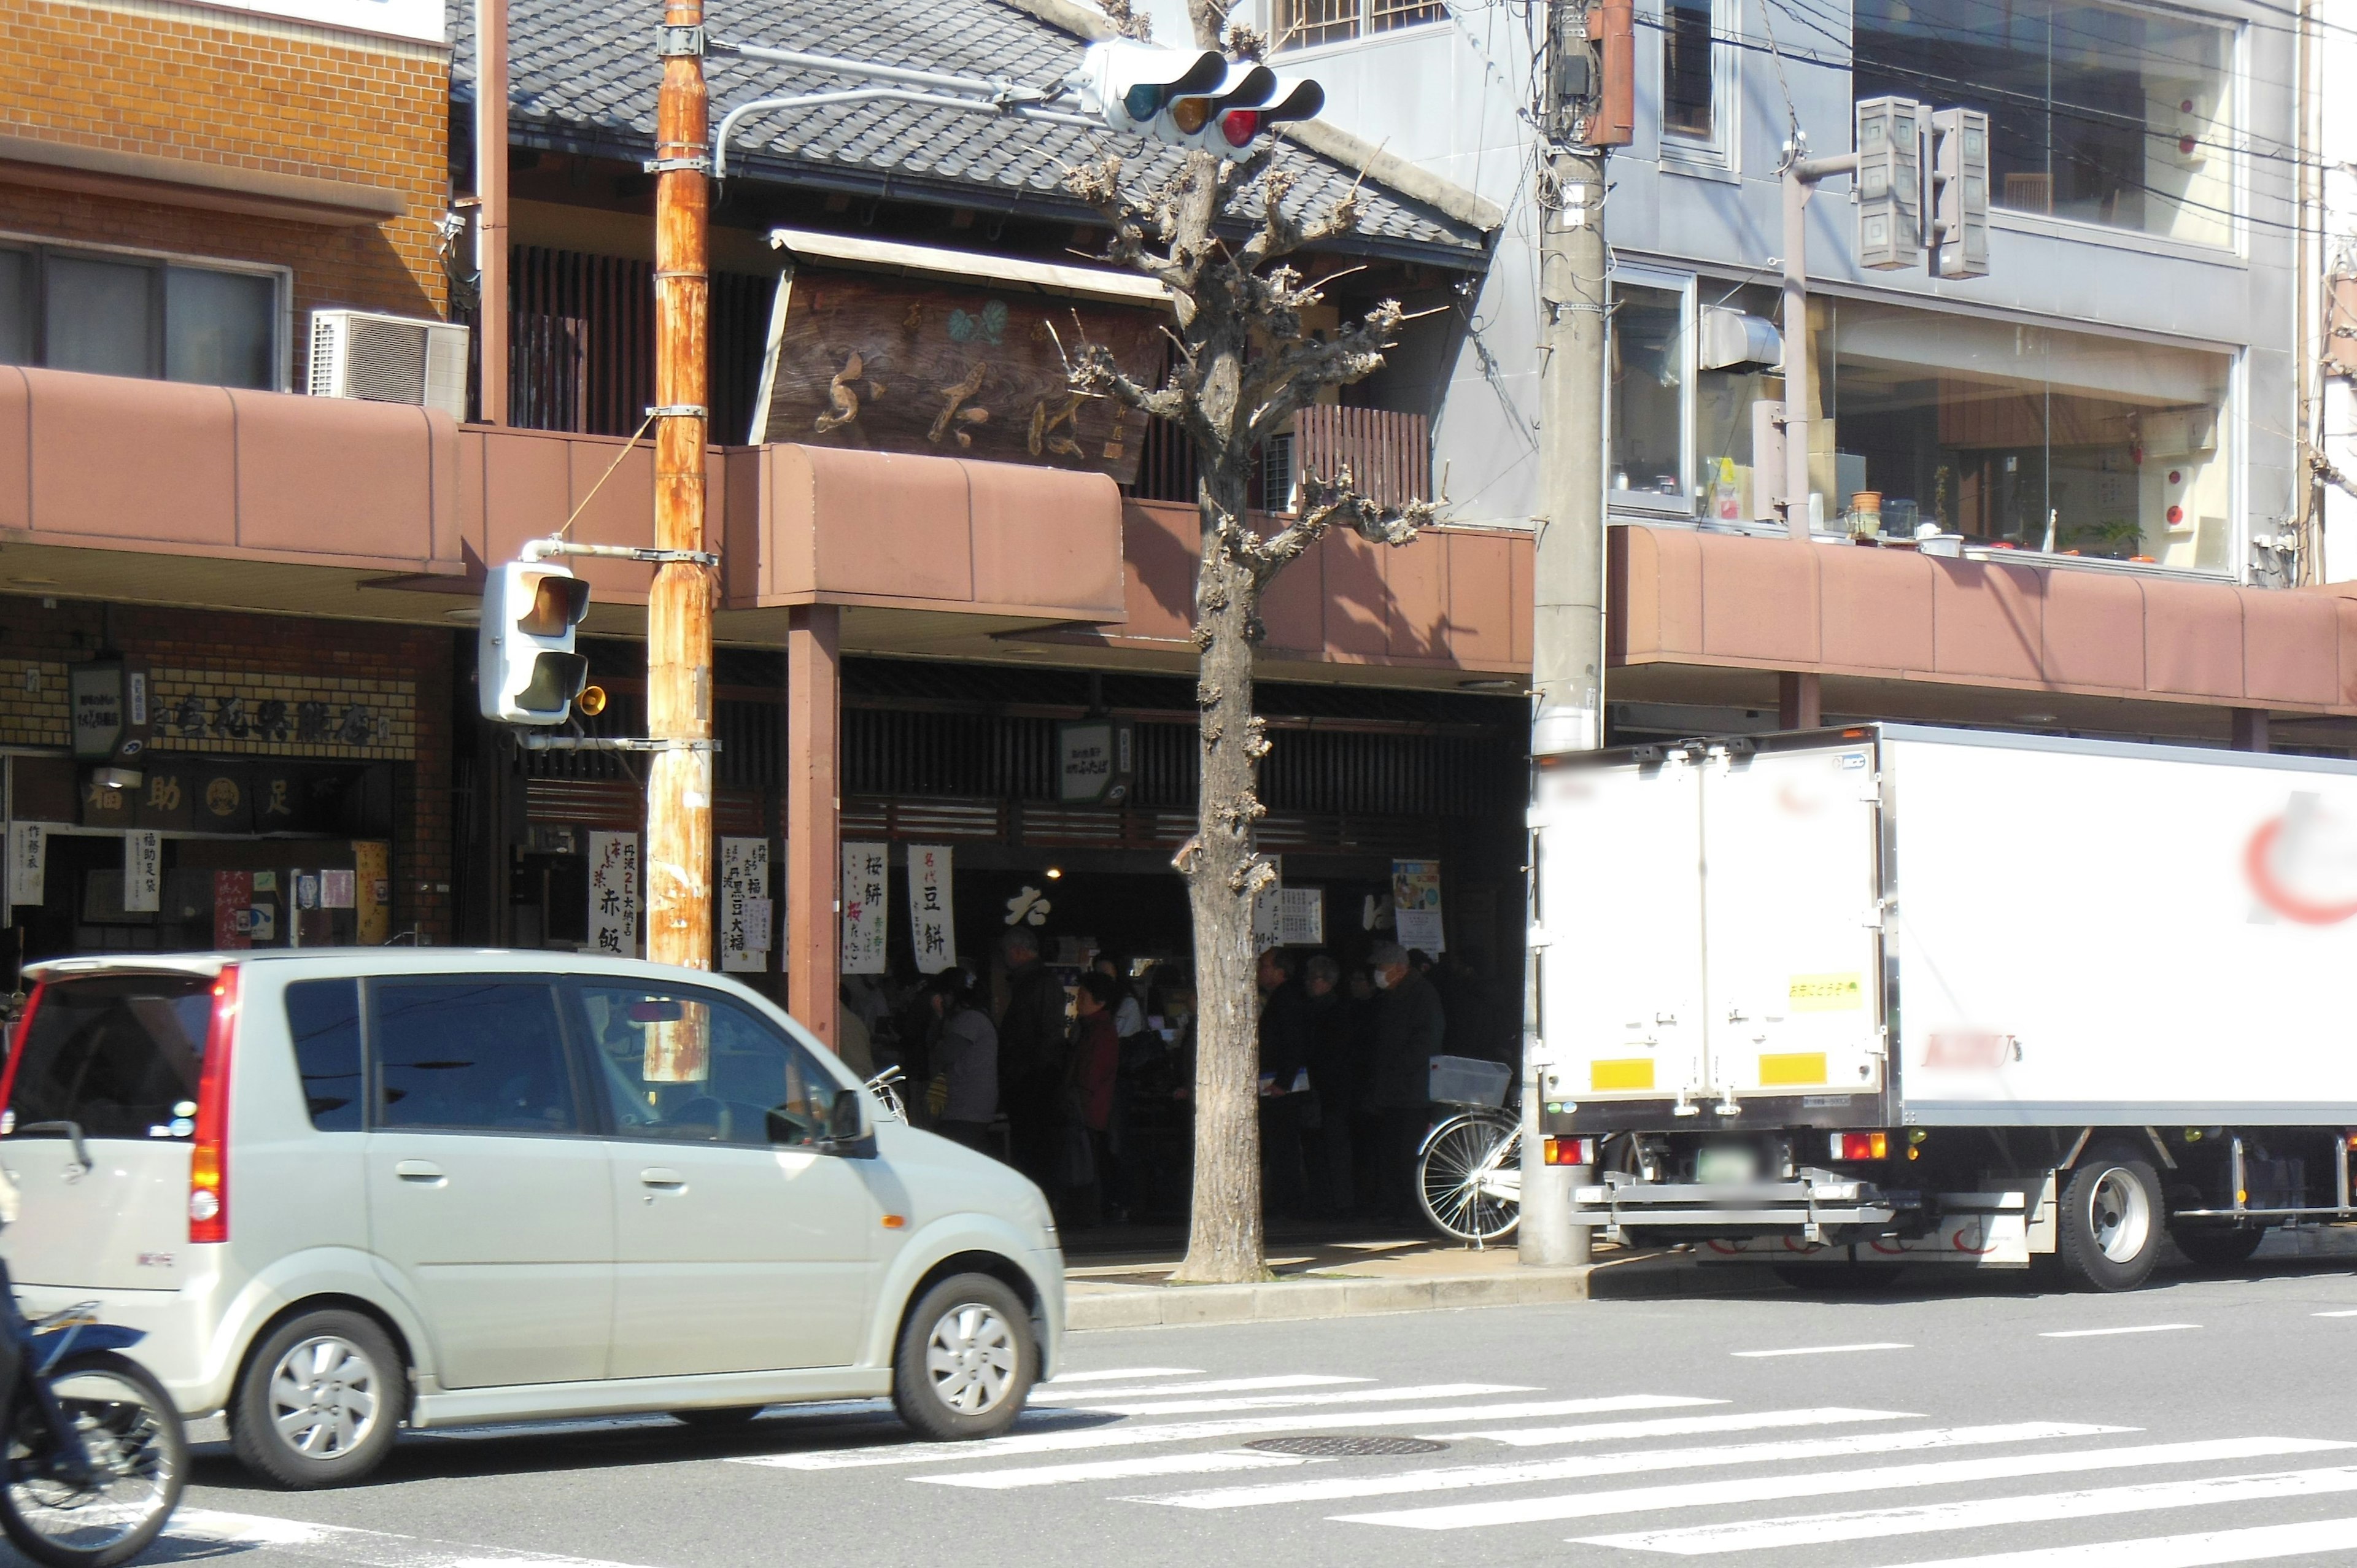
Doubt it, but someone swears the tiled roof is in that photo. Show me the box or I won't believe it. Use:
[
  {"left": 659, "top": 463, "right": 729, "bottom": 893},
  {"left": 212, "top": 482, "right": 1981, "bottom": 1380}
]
[{"left": 452, "top": 0, "right": 1489, "bottom": 263}]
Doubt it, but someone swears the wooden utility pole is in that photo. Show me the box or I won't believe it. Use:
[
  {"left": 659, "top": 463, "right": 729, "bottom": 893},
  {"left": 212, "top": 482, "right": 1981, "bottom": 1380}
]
[
  {"left": 647, "top": 0, "right": 714, "bottom": 988},
  {"left": 473, "top": 0, "right": 508, "bottom": 423}
]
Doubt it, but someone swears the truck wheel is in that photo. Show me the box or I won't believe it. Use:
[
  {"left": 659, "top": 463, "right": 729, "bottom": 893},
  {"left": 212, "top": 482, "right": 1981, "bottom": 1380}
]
[
  {"left": 2058, "top": 1144, "right": 2164, "bottom": 1291},
  {"left": 2169, "top": 1226, "right": 2266, "bottom": 1272}
]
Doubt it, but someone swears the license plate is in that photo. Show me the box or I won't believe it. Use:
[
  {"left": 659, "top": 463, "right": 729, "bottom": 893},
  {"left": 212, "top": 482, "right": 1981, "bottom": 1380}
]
[{"left": 1696, "top": 1146, "right": 1760, "bottom": 1185}]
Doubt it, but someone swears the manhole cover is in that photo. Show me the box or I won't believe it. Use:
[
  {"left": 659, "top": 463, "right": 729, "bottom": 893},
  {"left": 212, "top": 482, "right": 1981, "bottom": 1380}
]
[{"left": 1245, "top": 1435, "right": 1449, "bottom": 1458}]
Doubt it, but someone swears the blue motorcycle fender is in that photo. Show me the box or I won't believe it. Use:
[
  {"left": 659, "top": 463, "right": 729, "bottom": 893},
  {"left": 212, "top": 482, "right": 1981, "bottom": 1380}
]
[{"left": 31, "top": 1323, "right": 147, "bottom": 1372}]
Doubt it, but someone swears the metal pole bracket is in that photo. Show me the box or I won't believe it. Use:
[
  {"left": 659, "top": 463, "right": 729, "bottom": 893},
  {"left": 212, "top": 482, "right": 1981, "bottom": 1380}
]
[
  {"left": 657, "top": 25, "right": 705, "bottom": 58},
  {"left": 641, "top": 155, "right": 713, "bottom": 175},
  {"left": 517, "top": 735, "right": 724, "bottom": 753}
]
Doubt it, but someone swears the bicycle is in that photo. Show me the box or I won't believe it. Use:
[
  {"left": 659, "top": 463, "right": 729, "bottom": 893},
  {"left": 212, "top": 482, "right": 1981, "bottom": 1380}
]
[{"left": 1415, "top": 1056, "right": 1523, "bottom": 1248}]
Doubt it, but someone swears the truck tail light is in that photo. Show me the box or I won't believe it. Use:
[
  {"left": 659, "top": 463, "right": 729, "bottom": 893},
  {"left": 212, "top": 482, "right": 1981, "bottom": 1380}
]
[
  {"left": 190, "top": 965, "right": 240, "bottom": 1244},
  {"left": 1830, "top": 1132, "right": 1888, "bottom": 1161},
  {"left": 1544, "top": 1135, "right": 1596, "bottom": 1166}
]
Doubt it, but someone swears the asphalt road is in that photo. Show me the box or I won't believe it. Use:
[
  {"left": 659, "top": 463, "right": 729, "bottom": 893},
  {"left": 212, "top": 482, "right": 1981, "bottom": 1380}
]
[{"left": 122, "top": 1256, "right": 2357, "bottom": 1568}]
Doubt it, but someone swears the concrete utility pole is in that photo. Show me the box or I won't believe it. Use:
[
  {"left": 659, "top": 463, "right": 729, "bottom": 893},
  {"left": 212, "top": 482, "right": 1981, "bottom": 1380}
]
[
  {"left": 1523, "top": 0, "right": 1629, "bottom": 1269},
  {"left": 1777, "top": 149, "right": 1857, "bottom": 543},
  {"left": 648, "top": 0, "right": 716, "bottom": 983},
  {"left": 473, "top": 0, "right": 508, "bottom": 423}
]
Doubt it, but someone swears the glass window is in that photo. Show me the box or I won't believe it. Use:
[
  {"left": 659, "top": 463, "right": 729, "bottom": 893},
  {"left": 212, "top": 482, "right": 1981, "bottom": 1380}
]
[
  {"left": 373, "top": 979, "right": 579, "bottom": 1133},
  {"left": 165, "top": 266, "right": 276, "bottom": 390},
  {"left": 578, "top": 984, "right": 840, "bottom": 1147},
  {"left": 5, "top": 974, "right": 212, "bottom": 1141},
  {"left": 1662, "top": 0, "right": 1718, "bottom": 142},
  {"left": 0, "top": 249, "right": 28, "bottom": 365},
  {"left": 284, "top": 978, "right": 363, "bottom": 1132},
  {"left": 1611, "top": 279, "right": 1690, "bottom": 507},
  {"left": 1694, "top": 282, "right": 1784, "bottom": 523},
  {"left": 1369, "top": 0, "right": 1442, "bottom": 34},
  {"left": 1854, "top": 0, "right": 2236, "bottom": 247},
  {"left": 1276, "top": 0, "right": 1361, "bottom": 48},
  {"left": 46, "top": 256, "right": 153, "bottom": 379}
]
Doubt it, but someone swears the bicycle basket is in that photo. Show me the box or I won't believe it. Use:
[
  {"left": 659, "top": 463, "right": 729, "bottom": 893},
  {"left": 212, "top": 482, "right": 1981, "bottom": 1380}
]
[{"left": 1427, "top": 1054, "right": 1511, "bottom": 1108}]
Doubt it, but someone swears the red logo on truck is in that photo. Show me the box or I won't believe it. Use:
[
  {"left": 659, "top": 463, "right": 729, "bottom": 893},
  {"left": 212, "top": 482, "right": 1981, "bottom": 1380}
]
[{"left": 2245, "top": 794, "right": 2357, "bottom": 925}]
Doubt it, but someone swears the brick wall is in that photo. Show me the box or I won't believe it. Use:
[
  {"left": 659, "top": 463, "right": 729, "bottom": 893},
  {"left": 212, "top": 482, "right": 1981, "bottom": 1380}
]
[
  {"left": 0, "top": 0, "right": 449, "bottom": 351},
  {"left": 0, "top": 594, "right": 456, "bottom": 941}
]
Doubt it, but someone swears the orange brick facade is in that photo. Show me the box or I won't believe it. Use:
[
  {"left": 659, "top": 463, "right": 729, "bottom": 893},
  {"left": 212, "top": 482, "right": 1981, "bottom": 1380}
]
[{"left": 0, "top": 0, "right": 449, "bottom": 365}]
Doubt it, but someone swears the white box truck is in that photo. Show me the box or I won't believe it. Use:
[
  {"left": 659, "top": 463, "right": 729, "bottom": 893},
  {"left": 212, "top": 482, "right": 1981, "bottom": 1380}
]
[{"left": 1530, "top": 724, "right": 2357, "bottom": 1291}]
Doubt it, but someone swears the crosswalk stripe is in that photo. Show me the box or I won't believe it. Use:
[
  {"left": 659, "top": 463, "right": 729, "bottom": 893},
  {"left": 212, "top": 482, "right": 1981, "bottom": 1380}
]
[
  {"left": 732, "top": 1394, "right": 1722, "bottom": 1471},
  {"left": 1139, "top": 1423, "right": 2124, "bottom": 1511},
  {"left": 1731, "top": 1342, "right": 1911, "bottom": 1358},
  {"left": 2312, "top": 1310, "right": 2357, "bottom": 1319},
  {"left": 169, "top": 1509, "right": 662, "bottom": 1567},
  {"left": 1043, "top": 1367, "right": 1206, "bottom": 1384},
  {"left": 1852, "top": 1515, "right": 2357, "bottom": 1568},
  {"left": 1578, "top": 1463, "right": 2357, "bottom": 1554},
  {"left": 915, "top": 1448, "right": 1328, "bottom": 1490},
  {"left": 1035, "top": 1382, "right": 1530, "bottom": 1416},
  {"left": 2038, "top": 1324, "right": 2199, "bottom": 1339},
  {"left": 1427, "top": 1407, "right": 1918, "bottom": 1448},
  {"left": 1331, "top": 1435, "right": 2356, "bottom": 1531},
  {"left": 1033, "top": 1375, "right": 1368, "bottom": 1404}
]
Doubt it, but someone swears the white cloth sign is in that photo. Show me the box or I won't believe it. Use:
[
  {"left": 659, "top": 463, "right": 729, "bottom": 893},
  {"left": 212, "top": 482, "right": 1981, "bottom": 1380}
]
[
  {"left": 6, "top": 822, "right": 43, "bottom": 911},
  {"left": 719, "top": 837, "right": 772, "bottom": 973},
  {"left": 1251, "top": 855, "right": 1283, "bottom": 953},
  {"left": 587, "top": 830, "right": 641, "bottom": 958},
  {"left": 123, "top": 830, "right": 161, "bottom": 914},
  {"left": 840, "top": 841, "right": 889, "bottom": 975},
  {"left": 907, "top": 844, "right": 956, "bottom": 975}
]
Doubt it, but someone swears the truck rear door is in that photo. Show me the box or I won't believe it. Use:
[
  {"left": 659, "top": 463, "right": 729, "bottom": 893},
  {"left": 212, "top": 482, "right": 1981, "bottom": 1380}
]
[
  {"left": 1700, "top": 738, "right": 1886, "bottom": 1104},
  {"left": 1536, "top": 751, "right": 1708, "bottom": 1108}
]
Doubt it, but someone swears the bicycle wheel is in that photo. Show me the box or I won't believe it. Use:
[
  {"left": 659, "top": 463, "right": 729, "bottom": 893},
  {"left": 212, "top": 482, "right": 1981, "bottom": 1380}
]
[
  {"left": 1418, "top": 1113, "right": 1522, "bottom": 1245},
  {"left": 1, "top": 1351, "right": 186, "bottom": 1568}
]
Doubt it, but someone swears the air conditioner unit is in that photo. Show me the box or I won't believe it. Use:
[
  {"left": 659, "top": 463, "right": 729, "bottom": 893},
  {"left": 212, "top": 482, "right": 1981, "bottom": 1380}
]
[{"left": 308, "top": 309, "right": 470, "bottom": 419}]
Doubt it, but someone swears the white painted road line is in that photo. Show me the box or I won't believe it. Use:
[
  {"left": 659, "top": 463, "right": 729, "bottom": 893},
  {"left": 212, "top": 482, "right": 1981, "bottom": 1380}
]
[
  {"left": 916, "top": 1448, "right": 1327, "bottom": 1490},
  {"left": 1731, "top": 1342, "right": 1912, "bottom": 1358},
  {"left": 170, "top": 1509, "right": 662, "bottom": 1567},
  {"left": 2038, "top": 1324, "right": 2201, "bottom": 1339},
  {"left": 735, "top": 1394, "right": 1723, "bottom": 1471},
  {"left": 1854, "top": 1515, "right": 2357, "bottom": 1568},
  {"left": 1430, "top": 1407, "right": 1918, "bottom": 1449},
  {"left": 1330, "top": 1436, "right": 2355, "bottom": 1531},
  {"left": 1032, "top": 1374, "right": 1368, "bottom": 1403},
  {"left": 1043, "top": 1367, "right": 1206, "bottom": 1384},
  {"left": 2313, "top": 1310, "right": 2357, "bottom": 1319},
  {"left": 1580, "top": 1463, "right": 2357, "bottom": 1554},
  {"left": 1042, "top": 1382, "right": 1531, "bottom": 1417},
  {"left": 1137, "top": 1423, "right": 2124, "bottom": 1511}
]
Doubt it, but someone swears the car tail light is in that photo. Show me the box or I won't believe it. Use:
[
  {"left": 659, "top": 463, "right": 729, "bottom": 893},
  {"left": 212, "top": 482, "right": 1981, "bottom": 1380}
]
[
  {"left": 0, "top": 979, "right": 46, "bottom": 1128},
  {"left": 1829, "top": 1131, "right": 1888, "bottom": 1161},
  {"left": 190, "top": 965, "right": 240, "bottom": 1244},
  {"left": 1544, "top": 1135, "right": 1596, "bottom": 1166}
]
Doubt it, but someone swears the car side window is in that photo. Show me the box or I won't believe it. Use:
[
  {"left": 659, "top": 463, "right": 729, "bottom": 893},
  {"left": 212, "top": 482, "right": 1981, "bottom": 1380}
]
[
  {"left": 578, "top": 985, "right": 838, "bottom": 1147},
  {"left": 373, "top": 979, "right": 579, "bottom": 1134},
  {"left": 284, "top": 978, "right": 363, "bottom": 1132}
]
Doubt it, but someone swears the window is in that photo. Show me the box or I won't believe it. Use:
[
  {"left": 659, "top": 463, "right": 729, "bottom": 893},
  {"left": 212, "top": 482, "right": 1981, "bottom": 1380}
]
[
  {"left": 373, "top": 979, "right": 580, "bottom": 1133},
  {"left": 1609, "top": 272, "right": 1693, "bottom": 511},
  {"left": 284, "top": 979, "right": 363, "bottom": 1132},
  {"left": 1854, "top": 0, "right": 2237, "bottom": 247},
  {"left": 577, "top": 984, "right": 841, "bottom": 1148},
  {"left": 1662, "top": 0, "right": 1720, "bottom": 144},
  {"left": 1259, "top": 430, "right": 1296, "bottom": 512},
  {"left": 4, "top": 974, "right": 213, "bottom": 1141},
  {"left": 1272, "top": 0, "right": 1441, "bottom": 50},
  {"left": 0, "top": 242, "right": 283, "bottom": 388}
]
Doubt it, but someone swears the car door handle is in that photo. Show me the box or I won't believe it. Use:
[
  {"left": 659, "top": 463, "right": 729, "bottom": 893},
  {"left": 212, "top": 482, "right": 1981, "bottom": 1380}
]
[
  {"left": 640, "top": 1168, "right": 686, "bottom": 1190},
  {"left": 394, "top": 1161, "right": 445, "bottom": 1183}
]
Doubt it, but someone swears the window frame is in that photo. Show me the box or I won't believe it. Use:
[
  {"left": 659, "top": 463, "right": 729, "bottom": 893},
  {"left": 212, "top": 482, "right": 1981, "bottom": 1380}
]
[
  {"left": 563, "top": 977, "right": 856, "bottom": 1151},
  {"left": 1607, "top": 263, "right": 1698, "bottom": 517},
  {"left": 362, "top": 975, "right": 599, "bottom": 1141},
  {"left": 1265, "top": 0, "right": 1446, "bottom": 56},
  {"left": 0, "top": 231, "right": 292, "bottom": 392},
  {"left": 1656, "top": 0, "right": 1737, "bottom": 171}
]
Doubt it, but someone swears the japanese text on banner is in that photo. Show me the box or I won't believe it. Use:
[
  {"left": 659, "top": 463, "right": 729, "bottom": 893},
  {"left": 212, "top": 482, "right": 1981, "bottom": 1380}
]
[
  {"left": 907, "top": 844, "right": 957, "bottom": 975},
  {"left": 841, "top": 841, "right": 889, "bottom": 975},
  {"left": 587, "top": 831, "right": 641, "bottom": 959},
  {"left": 123, "top": 830, "right": 161, "bottom": 914},
  {"left": 719, "top": 837, "right": 772, "bottom": 973}
]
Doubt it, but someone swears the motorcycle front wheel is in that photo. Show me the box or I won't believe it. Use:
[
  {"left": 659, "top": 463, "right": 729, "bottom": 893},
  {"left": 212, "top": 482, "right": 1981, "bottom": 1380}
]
[{"left": 1, "top": 1351, "right": 187, "bottom": 1568}]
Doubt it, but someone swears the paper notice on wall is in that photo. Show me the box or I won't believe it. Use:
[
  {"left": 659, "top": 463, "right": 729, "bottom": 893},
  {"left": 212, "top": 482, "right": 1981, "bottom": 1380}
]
[
  {"left": 907, "top": 844, "right": 956, "bottom": 975},
  {"left": 1391, "top": 858, "right": 1446, "bottom": 954},
  {"left": 719, "top": 836, "right": 772, "bottom": 973},
  {"left": 841, "top": 841, "right": 889, "bottom": 975},
  {"left": 587, "top": 830, "right": 641, "bottom": 959},
  {"left": 122, "top": 830, "right": 161, "bottom": 914},
  {"left": 1251, "top": 855, "right": 1284, "bottom": 953},
  {"left": 6, "top": 822, "right": 45, "bottom": 914},
  {"left": 213, "top": 871, "right": 252, "bottom": 950},
  {"left": 1277, "top": 886, "right": 1323, "bottom": 946},
  {"left": 320, "top": 868, "right": 356, "bottom": 910}
]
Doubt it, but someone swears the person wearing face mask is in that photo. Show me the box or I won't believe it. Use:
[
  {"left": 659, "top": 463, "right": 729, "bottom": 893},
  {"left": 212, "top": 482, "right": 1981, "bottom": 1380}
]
[{"left": 1367, "top": 940, "right": 1446, "bottom": 1226}]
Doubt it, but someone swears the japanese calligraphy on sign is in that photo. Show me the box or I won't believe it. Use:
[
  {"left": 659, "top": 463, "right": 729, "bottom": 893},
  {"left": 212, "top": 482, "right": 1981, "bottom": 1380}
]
[
  {"left": 751, "top": 267, "right": 1163, "bottom": 484},
  {"left": 6, "top": 822, "right": 44, "bottom": 913},
  {"left": 841, "top": 841, "right": 889, "bottom": 976},
  {"left": 719, "top": 836, "right": 772, "bottom": 974},
  {"left": 143, "top": 671, "right": 414, "bottom": 760},
  {"left": 587, "top": 830, "right": 641, "bottom": 959},
  {"left": 123, "top": 830, "right": 161, "bottom": 914},
  {"left": 906, "top": 844, "right": 957, "bottom": 976}
]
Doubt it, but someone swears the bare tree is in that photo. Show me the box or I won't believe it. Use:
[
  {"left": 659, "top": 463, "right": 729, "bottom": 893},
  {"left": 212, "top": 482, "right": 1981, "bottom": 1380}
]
[{"left": 1064, "top": 0, "right": 1433, "bottom": 1283}]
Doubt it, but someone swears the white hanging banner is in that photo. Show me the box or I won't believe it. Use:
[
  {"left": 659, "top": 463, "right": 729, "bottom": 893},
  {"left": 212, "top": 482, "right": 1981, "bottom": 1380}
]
[
  {"left": 840, "top": 841, "right": 889, "bottom": 975},
  {"left": 7, "top": 822, "right": 44, "bottom": 911},
  {"left": 587, "top": 830, "right": 641, "bottom": 958},
  {"left": 719, "top": 836, "right": 772, "bottom": 973},
  {"left": 907, "top": 844, "right": 957, "bottom": 975},
  {"left": 1251, "top": 854, "right": 1284, "bottom": 953},
  {"left": 123, "top": 830, "right": 162, "bottom": 914}
]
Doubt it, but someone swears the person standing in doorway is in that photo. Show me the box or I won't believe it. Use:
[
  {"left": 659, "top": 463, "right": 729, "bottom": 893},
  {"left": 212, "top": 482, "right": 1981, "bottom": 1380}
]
[
  {"left": 926, "top": 969, "right": 998, "bottom": 1155},
  {"left": 1302, "top": 954, "right": 1355, "bottom": 1216},
  {"left": 1066, "top": 970, "right": 1123, "bottom": 1229},
  {"left": 1368, "top": 940, "right": 1445, "bottom": 1226},
  {"left": 996, "top": 926, "right": 1070, "bottom": 1191},
  {"left": 1256, "top": 948, "right": 1314, "bottom": 1222}
]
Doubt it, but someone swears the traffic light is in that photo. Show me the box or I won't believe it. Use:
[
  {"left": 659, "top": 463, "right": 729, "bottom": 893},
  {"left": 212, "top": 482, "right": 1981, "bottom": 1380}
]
[
  {"left": 1075, "top": 41, "right": 1320, "bottom": 160},
  {"left": 1929, "top": 107, "right": 1990, "bottom": 279},
  {"left": 479, "top": 559, "right": 590, "bottom": 724},
  {"left": 1855, "top": 95, "right": 1922, "bottom": 271},
  {"left": 1202, "top": 74, "right": 1323, "bottom": 157}
]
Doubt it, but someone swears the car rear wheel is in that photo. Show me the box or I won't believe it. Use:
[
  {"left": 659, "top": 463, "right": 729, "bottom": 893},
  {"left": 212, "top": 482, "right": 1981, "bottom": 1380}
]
[
  {"left": 2058, "top": 1143, "right": 2164, "bottom": 1291},
  {"left": 892, "top": 1273, "right": 1036, "bottom": 1442},
  {"left": 229, "top": 1309, "right": 405, "bottom": 1489}
]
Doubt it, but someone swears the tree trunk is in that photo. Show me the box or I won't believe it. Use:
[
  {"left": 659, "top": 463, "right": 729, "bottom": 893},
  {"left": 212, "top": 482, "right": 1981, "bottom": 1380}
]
[{"left": 1174, "top": 476, "right": 1268, "bottom": 1284}]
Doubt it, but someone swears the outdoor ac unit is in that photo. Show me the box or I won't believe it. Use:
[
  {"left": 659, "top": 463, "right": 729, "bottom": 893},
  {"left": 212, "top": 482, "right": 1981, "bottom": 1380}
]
[{"left": 308, "top": 309, "right": 470, "bottom": 419}]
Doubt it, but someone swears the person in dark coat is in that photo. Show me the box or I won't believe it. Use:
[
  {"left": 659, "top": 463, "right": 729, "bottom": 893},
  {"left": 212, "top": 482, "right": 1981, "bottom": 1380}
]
[
  {"left": 1062, "top": 970, "right": 1123, "bottom": 1229},
  {"left": 1256, "top": 948, "right": 1314, "bottom": 1221},
  {"left": 996, "top": 926, "right": 1070, "bottom": 1190},
  {"left": 1301, "top": 954, "right": 1355, "bottom": 1216},
  {"left": 1368, "top": 939, "right": 1446, "bottom": 1224}
]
